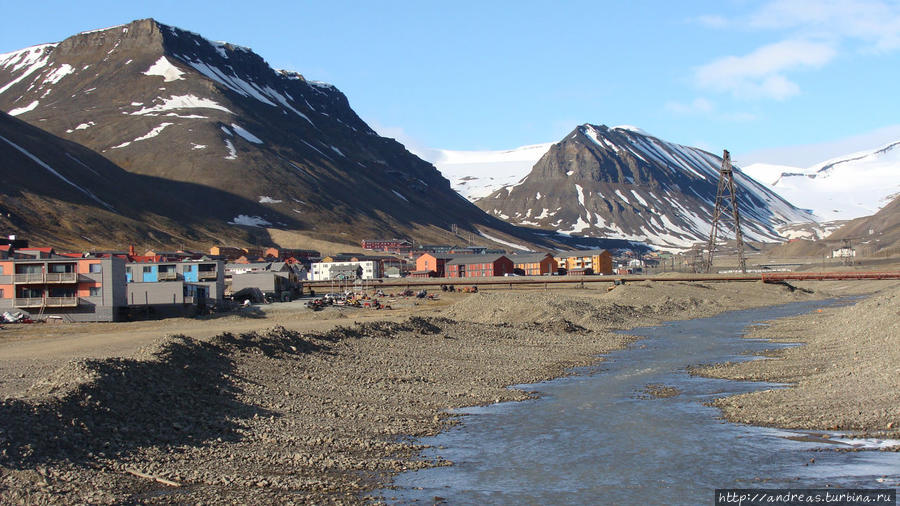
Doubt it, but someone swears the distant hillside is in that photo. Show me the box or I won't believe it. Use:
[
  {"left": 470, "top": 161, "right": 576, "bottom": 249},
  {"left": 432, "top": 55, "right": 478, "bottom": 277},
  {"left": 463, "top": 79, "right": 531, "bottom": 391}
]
[
  {"left": 427, "top": 143, "right": 553, "bottom": 201},
  {"left": 0, "top": 18, "right": 552, "bottom": 251},
  {"left": 828, "top": 194, "right": 900, "bottom": 255},
  {"left": 0, "top": 110, "right": 277, "bottom": 250},
  {"left": 743, "top": 140, "right": 900, "bottom": 221},
  {"left": 475, "top": 124, "right": 815, "bottom": 250}
]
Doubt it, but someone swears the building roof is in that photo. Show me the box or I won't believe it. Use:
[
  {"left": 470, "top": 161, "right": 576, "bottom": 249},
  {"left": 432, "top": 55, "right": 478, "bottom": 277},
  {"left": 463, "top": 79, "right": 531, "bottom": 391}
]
[
  {"left": 418, "top": 252, "right": 455, "bottom": 260},
  {"left": 555, "top": 249, "right": 610, "bottom": 258},
  {"left": 510, "top": 253, "right": 553, "bottom": 264},
  {"left": 446, "top": 254, "right": 509, "bottom": 265}
]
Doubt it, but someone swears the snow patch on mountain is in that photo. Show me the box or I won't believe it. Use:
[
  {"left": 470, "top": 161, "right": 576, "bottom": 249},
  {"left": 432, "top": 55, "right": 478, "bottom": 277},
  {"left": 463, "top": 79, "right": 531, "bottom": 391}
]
[
  {"left": 0, "top": 44, "right": 55, "bottom": 96},
  {"left": 743, "top": 140, "right": 900, "bottom": 221},
  {"left": 143, "top": 56, "right": 185, "bottom": 82},
  {"left": 131, "top": 94, "right": 233, "bottom": 115},
  {"left": 477, "top": 230, "right": 530, "bottom": 251},
  {"left": 223, "top": 139, "right": 238, "bottom": 160},
  {"left": 43, "top": 64, "right": 74, "bottom": 85},
  {"left": 428, "top": 142, "right": 554, "bottom": 201},
  {"left": 228, "top": 215, "right": 271, "bottom": 227},
  {"left": 231, "top": 123, "right": 263, "bottom": 144},
  {"left": 133, "top": 122, "right": 174, "bottom": 142},
  {"left": 8, "top": 100, "right": 39, "bottom": 116}
]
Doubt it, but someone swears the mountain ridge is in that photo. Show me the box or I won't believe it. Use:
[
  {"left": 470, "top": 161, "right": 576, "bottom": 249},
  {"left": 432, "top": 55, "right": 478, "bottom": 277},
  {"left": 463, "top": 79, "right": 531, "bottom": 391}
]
[
  {"left": 474, "top": 124, "right": 816, "bottom": 250},
  {"left": 0, "top": 18, "right": 559, "bottom": 251}
]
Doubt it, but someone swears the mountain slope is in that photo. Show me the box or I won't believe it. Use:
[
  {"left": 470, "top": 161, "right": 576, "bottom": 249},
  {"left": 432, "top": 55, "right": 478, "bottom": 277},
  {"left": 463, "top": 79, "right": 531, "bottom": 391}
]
[
  {"left": 0, "top": 111, "right": 274, "bottom": 249},
  {"left": 476, "top": 124, "right": 816, "bottom": 250},
  {"left": 0, "top": 18, "right": 539, "bottom": 249},
  {"left": 827, "top": 194, "right": 900, "bottom": 254},
  {"left": 743, "top": 141, "right": 900, "bottom": 221}
]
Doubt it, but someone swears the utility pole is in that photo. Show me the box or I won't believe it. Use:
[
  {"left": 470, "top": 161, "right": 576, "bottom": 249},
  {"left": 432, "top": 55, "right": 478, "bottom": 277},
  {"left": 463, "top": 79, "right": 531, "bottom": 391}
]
[{"left": 704, "top": 149, "right": 747, "bottom": 273}]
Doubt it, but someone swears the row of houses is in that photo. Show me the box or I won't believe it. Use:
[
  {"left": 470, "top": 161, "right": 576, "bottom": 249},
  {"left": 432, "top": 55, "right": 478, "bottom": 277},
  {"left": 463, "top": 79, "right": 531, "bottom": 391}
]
[
  {"left": 1, "top": 243, "right": 225, "bottom": 322},
  {"left": 360, "top": 239, "right": 505, "bottom": 257},
  {"left": 409, "top": 249, "right": 614, "bottom": 278}
]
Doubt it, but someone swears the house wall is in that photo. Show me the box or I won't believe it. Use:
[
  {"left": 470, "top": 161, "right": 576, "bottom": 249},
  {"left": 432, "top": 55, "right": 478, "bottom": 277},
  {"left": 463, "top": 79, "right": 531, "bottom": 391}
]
[
  {"left": 310, "top": 261, "right": 381, "bottom": 281},
  {"left": 232, "top": 272, "right": 279, "bottom": 293},
  {"left": 446, "top": 257, "right": 513, "bottom": 278},
  {"left": 0, "top": 257, "right": 124, "bottom": 321}
]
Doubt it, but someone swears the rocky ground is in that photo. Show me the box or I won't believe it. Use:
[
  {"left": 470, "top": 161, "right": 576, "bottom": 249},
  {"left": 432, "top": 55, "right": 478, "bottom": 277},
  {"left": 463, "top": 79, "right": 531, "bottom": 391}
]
[
  {"left": 0, "top": 279, "right": 895, "bottom": 503},
  {"left": 696, "top": 282, "right": 900, "bottom": 439}
]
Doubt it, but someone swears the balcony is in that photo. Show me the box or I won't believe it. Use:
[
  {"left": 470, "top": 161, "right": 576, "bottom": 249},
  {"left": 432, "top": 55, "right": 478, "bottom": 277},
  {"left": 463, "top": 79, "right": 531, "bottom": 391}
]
[
  {"left": 157, "top": 271, "right": 178, "bottom": 281},
  {"left": 14, "top": 272, "right": 78, "bottom": 284},
  {"left": 14, "top": 296, "right": 79, "bottom": 308},
  {"left": 197, "top": 271, "right": 218, "bottom": 281}
]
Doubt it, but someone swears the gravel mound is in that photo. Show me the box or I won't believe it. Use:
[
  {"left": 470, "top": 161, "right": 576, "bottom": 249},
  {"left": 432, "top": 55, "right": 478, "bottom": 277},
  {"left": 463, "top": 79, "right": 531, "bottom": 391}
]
[{"left": 698, "top": 283, "right": 900, "bottom": 438}]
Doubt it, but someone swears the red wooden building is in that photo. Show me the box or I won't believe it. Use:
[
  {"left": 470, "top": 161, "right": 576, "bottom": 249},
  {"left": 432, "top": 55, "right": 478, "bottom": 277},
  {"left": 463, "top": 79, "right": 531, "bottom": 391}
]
[
  {"left": 510, "top": 253, "right": 558, "bottom": 276},
  {"left": 445, "top": 255, "right": 514, "bottom": 278}
]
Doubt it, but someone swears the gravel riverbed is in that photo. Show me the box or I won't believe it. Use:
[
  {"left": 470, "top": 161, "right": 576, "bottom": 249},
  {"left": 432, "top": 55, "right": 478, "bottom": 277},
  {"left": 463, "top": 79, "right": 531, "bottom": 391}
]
[{"left": 0, "top": 280, "right": 895, "bottom": 503}]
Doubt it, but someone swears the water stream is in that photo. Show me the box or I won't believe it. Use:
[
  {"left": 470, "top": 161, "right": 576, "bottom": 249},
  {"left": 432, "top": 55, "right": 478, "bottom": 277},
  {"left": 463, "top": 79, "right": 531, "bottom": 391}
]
[{"left": 381, "top": 300, "right": 900, "bottom": 504}]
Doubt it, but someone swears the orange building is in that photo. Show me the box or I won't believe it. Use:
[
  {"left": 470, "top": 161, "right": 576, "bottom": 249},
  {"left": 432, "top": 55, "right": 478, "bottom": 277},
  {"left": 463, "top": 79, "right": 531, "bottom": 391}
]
[
  {"left": 554, "top": 249, "right": 613, "bottom": 275},
  {"left": 412, "top": 253, "right": 454, "bottom": 277},
  {"left": 511, "top": 253, "right": 558, "bottom": 276}
]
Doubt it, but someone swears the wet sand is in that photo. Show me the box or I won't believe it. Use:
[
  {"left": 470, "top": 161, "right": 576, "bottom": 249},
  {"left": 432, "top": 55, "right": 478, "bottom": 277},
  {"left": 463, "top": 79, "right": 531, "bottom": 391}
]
[{"left": 0, "top": 280, "right": 895, "bottom": 503}]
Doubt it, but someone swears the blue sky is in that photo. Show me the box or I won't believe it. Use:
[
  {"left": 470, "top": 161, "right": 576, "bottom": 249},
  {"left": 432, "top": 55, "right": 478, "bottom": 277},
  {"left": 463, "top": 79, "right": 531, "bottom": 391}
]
[{"left": 2, "top": 0, "right": 899, "bottom": 166}]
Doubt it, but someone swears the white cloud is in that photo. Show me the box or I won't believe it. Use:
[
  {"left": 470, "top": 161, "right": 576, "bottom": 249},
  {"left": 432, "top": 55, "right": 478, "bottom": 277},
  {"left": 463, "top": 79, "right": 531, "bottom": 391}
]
[
  {"left": 665, "top": 97, "right": 714, "bottom": 114},
  {"left": 749, "top": 0, "right": 900, "bottom": 51},
  {"left": 694, "top": 39, "right": 835, "bottom": 100},
  {"left": 695, "top": 14, "right": 729, "bottom": 28},
  {"left": 692, "top": 1, "right": 900, "bottom": 101},
  {"left": 664, "top": 97, "right": 756, "bottom": 122}
]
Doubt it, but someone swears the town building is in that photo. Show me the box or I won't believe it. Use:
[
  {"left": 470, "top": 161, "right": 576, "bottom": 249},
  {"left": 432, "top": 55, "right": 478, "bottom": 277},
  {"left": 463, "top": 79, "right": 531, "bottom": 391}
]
[
  {"left": 0, "top": 255, "right": 126, "bottom": 322},
  {"left": 310, "top": 260, "right": 382, "bottom": 281},
  {"left": 412, "top": 253, "right": 454, "bottom": 278},
  {"left": 511, "top": 253, "right": 558, "bottom": 276},
  {"left": 228, "top": 261, "right": 297, "bottom": 295},
  {"left": 124, "top": 259, "right": 224, "bottom": 312},
  {"left": 554, "top": 250, "right": 614, "bottom": 275},
  {"left": 361, "top": 239, "right": 412, "bottom": 254},
  {"left": 445, "top": 255, "right": 514, "bottom": 278}
]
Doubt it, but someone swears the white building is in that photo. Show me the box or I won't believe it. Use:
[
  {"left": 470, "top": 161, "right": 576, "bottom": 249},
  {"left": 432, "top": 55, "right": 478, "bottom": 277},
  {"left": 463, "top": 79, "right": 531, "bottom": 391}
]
[
  {"left": 831, "top": 248, "right": 856, "bottom": 258},
  {"left": 310, "top": 260, "right": 381, "bottom": 281}
]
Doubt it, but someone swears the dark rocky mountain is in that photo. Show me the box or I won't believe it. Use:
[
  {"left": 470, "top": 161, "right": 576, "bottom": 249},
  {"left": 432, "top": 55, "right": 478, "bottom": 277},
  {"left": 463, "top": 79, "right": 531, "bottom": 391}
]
[
  {"left": 0, "top": 19, "right": 546, "bottom": 250},
  {"left": 0, "top": 110, "right": 282, "bottom": 249},
  {"left": 476, "top": 124, "right": 816, "bottom": 250}
]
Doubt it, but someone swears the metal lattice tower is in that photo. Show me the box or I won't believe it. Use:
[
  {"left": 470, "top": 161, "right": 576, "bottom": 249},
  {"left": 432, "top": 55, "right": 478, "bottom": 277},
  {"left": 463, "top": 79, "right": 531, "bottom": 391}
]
[{"left": 704, "top": 149, "right": 747, "bottom": 273}]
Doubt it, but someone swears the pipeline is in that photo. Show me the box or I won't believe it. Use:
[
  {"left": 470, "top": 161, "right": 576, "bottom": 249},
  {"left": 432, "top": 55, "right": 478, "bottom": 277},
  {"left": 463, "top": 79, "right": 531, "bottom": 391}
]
[{"left": 303, "top": 271, "right": 900, "bottom": 290}]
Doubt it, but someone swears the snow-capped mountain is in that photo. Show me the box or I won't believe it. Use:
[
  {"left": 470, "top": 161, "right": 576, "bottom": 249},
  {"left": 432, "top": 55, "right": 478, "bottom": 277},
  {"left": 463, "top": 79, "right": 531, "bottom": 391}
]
[
  {"left": 475, "top": 124, "right": 816, "bottom": 250},
  {"left": 0, "top": 19, "right": 544, "bottom": 249},
  {"left": 743, "top": 140, "right": 900, "bottom": 221},
  {"left": 0, "top": 110, "right": 275, "bottom": 249},
  {"left": 426, "top": 143, "right": 553, "bottom": 201}
]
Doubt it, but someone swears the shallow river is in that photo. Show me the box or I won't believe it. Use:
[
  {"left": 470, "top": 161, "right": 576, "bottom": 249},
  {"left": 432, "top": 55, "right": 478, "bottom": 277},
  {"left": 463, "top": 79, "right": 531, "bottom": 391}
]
[{"left": 383, "top": 300, "right": 900, "bottom": 504}]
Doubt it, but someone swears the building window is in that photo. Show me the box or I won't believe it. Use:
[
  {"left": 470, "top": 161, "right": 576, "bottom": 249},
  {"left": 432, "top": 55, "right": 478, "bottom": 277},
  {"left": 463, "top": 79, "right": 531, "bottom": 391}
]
[
  {"left": 143, "top": 266, "right": 152, "bottom": 273},
  {"left": 89, "top": 263, "right": 102, "bottom": 273},
  {"left": 90, "top": 287, "right": 101, "bottom": 297},
  {"left": 0, "top": 288, "right": 4, "bottom": 297}
]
